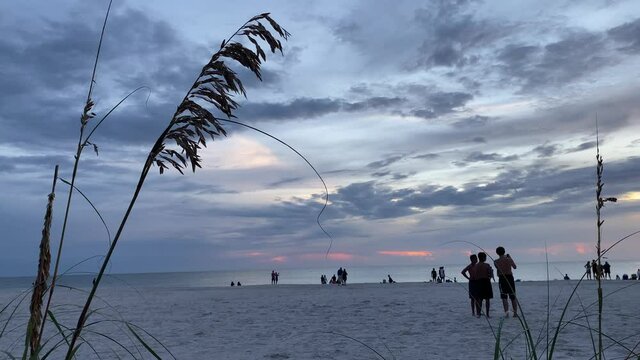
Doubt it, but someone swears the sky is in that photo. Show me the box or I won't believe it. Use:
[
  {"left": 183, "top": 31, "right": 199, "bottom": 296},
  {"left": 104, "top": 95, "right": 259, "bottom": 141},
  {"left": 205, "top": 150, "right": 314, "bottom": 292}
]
[{"left": 1, "top": 0, "right": 640, "bottom": 276}]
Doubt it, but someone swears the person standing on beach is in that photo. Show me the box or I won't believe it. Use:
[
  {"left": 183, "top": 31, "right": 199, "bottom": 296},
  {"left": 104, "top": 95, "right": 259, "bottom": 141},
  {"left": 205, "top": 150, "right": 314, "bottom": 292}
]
[
  {"left": 342, "top": 267, "right": 348, "bottom": 285},
  {"left": 591, "top": 260, "right": 599, "bottom": 280},
  {"left": 438, "top": 266, "right": 446, "bottom": 282},
  {"left": 475, "top": 252, "right": 494, "bottom": 317},
  {"left": 271, "top": 270, "right": 276, "bottom": 285},
  {"left": 461, "top": 254, "right": 479, "bottom": 316},
  {"left": 494, "top": 246, "right": 518, "bottom": 317},
  {"left": 603, "top": 261, "right": 611, "bottom": 279},
  {"left": 431, "top": 268, "right": 437, "bottom": 282},
  {"left": 585, "top": 261, "right": 592, "bottom": 280},
  {"left": 275, "top": 272, "right": 279, "bottom": 284},
  {"left": 337, "top": 267, "right": 343, "bottom": 285}
]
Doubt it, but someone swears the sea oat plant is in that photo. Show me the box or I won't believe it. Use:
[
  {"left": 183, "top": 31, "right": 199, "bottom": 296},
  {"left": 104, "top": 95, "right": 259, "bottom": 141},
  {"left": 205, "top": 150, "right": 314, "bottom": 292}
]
[{"left": 61, "top": 11, "right": 290, "bottom": 359}]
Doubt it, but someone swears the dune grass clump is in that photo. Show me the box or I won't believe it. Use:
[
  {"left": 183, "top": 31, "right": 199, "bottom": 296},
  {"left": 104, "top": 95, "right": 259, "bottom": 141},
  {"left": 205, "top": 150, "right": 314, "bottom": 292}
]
[{"left": 3, "top": 2, "right": 291, "bottom": 358}]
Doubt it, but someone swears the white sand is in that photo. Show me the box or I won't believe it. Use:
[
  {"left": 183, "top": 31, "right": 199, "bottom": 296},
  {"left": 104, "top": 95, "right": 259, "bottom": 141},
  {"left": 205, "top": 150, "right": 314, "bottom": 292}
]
[{"left": 1, "top": 280, "right": 639, "bottom": 359}]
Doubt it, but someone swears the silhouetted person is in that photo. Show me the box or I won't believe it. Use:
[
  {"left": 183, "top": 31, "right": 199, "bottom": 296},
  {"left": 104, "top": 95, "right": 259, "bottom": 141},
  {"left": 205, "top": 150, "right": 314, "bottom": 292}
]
[
  {"left": 237, "top": 281, "right": 241, "bottom": 286},
  {"left": 603, "top": 261, "right": 611, "bottom": 279},
  {"left": 461, "top": 254, "right": 479, "bottom": 316},
  {"left": 494, "top": 246, "right": 518, "bottom": 317},
  {"left": 271, "top": 270, "right": 276, "bottom": 285},
  {"left": 337, "top": 267, "right": 343, "bottom": 285},
  {"left": 591, "top": 260, "right": 599, "bottom": 280},
  {"left": 475, "top": 252, "right": 494, "bottom": 317},
  {"left": 342, "top": 268, "right": 348, "bottom": 285},
  {"left": 563, "top": 274, "right": 570, "bottom": 280},
  {"left": 387, "top": 274, "right": 395, "bottom": 283},
  {"left": 585, "top": 261, "right": 592, "bottom": 280},
  {"left": 431, "top": 268, "right": 437, "bottom": 282},
  {"left": 231, "top": 281, "right": 235, "bottom": 287},
  {"left": 616, "top": 274, "right": 620, "bottom": 280},
  {"left": 438, "top": 266, "right": 446, "bottom": 282},
  {"left": 275, "top": 272, "right": 279, "bottom": 284},
  {"left": 330, "top": 274, "right": 337, "bottom": 284}
]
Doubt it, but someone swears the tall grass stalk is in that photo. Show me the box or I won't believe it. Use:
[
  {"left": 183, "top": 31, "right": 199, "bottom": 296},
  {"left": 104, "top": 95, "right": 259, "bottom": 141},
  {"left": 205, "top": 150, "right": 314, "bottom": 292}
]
[
  {"left": 26, "top": 165, "right": 58, "bottom": 357},
  {"left": 39, "top": 0, "right": 113, "bottom": 348},
  {"left": 594, "top": 122, "right": 616, "bottom": 360},
  {"left": 63, "top": 13, "right": 290, "bottom": 359}
]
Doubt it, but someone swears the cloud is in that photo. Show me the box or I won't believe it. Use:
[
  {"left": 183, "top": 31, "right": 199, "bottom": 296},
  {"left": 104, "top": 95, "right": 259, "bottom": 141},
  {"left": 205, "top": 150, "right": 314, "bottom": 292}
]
[
  {"left": 378, "top": 250, "right": 432, "bottom": 257},
  {"left": 366, "top": 155, "right": 405, "bottom": 169},
  {"left": 532, "top": 143, "right": 559, "bottom": 158},
  {"left": 497, "top": 31, "right": 614, "bottom": 91},
  {"left": 608, "top": 17, "right": 640, "bottom": 53}
]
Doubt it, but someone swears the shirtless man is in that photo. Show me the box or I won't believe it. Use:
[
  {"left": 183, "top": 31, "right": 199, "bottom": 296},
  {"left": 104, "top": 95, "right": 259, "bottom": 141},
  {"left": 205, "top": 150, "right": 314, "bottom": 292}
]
[
  {"left": 494, "top": 246, "right": 518, "bottom": 317},
  {"left": 461, "top": 254, "right": 479, "bottom": 316}
]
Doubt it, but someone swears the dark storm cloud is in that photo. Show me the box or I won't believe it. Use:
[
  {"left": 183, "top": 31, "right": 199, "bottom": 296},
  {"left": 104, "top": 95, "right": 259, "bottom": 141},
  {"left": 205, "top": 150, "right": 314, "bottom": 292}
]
[
  {"left": 266, "top": 176, "right": 304, "bottom": 188},
  {"left": 460, "top": 151, "right": 519, "bottom": 164},
  {"left": 409, "top": 91, "right": 473, "bottom": 119},
  {"left": 566, "top": 141, "right": 598, "bottom": 153},
  {"left": 298, "top": 156, "right": 640, "bottom": 222},
  {"left": 497, "top": 31, "right": 613, "bottom": 91},
  {"left": 608, "top": 17, "right": 640, "bottom": 53},
  {"left": 236, "top": 96, "right": 406, "bottom": 122},
  {"left": 366, "top": 155, "right": 404, "bottom": 169},
  {"left": 412, "top": 153, "right": 439, "bottom": 160},
  {"left": 532, "top": 143, "right": 559, "bottom": 158},
  {"left": 0, "top": 6, "right": 201, "bottom": 148},
  {"left": 413, "top": 1, "right": 512, "bottom": 69}
]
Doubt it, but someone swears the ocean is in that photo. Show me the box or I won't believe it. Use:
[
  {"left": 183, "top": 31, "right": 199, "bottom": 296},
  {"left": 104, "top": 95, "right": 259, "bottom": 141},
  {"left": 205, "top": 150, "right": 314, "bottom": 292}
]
[{"left": 1, "top": 260, "right": 639, "bottom": 290}]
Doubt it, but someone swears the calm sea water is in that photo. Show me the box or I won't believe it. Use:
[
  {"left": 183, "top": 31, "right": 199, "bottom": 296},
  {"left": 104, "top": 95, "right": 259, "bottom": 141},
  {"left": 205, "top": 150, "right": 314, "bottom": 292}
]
[{"left": 1, "top": 260, "right": 639, "bottom": 290}]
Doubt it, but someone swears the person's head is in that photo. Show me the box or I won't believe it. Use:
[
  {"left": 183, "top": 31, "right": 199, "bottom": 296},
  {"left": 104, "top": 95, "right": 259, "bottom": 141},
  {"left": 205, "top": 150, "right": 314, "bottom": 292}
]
[
  {"left": 470, "top": 254, "right": 478, "bottom": 263},
  {"left": 478, "top": 252, "right": 487, "bottom": 262},
  {"left": 496, "top": 246, "right": 505, "bottom": 256}
]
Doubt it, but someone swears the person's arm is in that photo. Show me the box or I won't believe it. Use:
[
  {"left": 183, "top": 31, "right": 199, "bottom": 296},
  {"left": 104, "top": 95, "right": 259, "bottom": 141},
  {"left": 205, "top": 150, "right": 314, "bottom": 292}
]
[
  {"left": 461, "top": 265, "right": 470, "bottom": 280},
  {"left": 508, "top": 254, "right": 517, "bottom": 269}
]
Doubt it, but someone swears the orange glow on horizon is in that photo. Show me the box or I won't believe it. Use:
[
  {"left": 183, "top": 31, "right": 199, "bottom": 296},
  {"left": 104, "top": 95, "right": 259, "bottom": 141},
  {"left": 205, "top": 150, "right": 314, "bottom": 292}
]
[
  {"left": 575, "top": 243, "right": 587, "bottom": 255},
  {"left": 378, "top": 250, "right": 433, "bottom": 257}
]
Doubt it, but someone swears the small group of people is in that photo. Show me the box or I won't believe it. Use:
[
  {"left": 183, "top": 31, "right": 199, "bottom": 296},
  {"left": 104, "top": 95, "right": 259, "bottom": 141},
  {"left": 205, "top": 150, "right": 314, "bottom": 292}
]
[
  {"left": 430, "top": 266, "right": 446, "bottom": 283},
  {"left": 321, "top": 267, "right": 348, "bottom": 285},
  {"left": 584, "top": 260, "right": 612, "bottom": 280},
  {"left": 384, "top": 274, "right": 395, "bottom": 283},
  {"left": 271, "top": 270, "right": 280, "bottom": 284},
  {"left": 230, "top": 281, "right": 241, "bottom": 286},
  {"left": 461, "top": 246, "right": 518, "bottom": 318}
]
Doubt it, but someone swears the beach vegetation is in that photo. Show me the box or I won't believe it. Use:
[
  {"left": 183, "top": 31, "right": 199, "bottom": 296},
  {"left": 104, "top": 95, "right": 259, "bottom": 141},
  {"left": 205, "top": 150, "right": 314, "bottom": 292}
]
[{"left": 1, "top": 1, "right": 291, "bottom": 358}]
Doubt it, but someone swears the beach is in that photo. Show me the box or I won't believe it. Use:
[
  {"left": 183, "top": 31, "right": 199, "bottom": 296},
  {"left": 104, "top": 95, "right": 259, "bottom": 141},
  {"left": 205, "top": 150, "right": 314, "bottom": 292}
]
[{"left": 1, "top": 278, "right": 639, "bottom": 359}]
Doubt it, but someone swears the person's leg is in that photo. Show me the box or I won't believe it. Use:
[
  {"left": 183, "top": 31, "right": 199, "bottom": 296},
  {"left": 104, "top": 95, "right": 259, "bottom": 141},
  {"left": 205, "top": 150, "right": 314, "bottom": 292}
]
[
  {"left": 471, "top": 299, "right": 475, "bottom": 316},
  {"left": 511, "top": 296, "right": 518, "bottom": 316},
  {"left": 485, "top": 299, "right": 491, "bottom": 318},
  {"left": 475, "top": 300, "right": 482, "bottom": 317},
  {"left": 502, "top": 298, "right": 509, "bottom": 314}
]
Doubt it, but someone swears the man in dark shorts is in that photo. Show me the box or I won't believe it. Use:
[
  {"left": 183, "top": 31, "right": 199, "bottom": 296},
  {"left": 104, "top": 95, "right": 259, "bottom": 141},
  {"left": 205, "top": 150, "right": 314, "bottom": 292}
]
[
  {"left": 475, "top": 252, "right": 494, "bottom": 317},
  {"left": 461, "top": 254, "right": 479, "bottom": 316},
  {"left": 494, "top": 246, "right": 518, "bottom": 317}
]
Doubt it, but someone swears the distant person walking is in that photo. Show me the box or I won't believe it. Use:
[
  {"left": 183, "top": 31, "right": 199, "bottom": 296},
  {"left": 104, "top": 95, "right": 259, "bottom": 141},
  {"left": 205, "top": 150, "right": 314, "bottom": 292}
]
[
  {"left": 603, "top": 261, "right": 611, "bottom": 279},
  {"left": 461, "top": 254, "right": 479, "bottom": 316},
  {"left": 438, "top": 266, "right": 446, "bottom": 282},
  {"left": 494, "top": 246, "right": 518, "bottom": 317},
  {"left": 431, "top": 268, "right": 437, "bottom": 282},
  {"left": 591, "top": 260, "right": 599, "bottom": 280},
  {"left": 585, "top": 261, "right": 592, "bottom": 280},
  {"left": 475, "top": 252, "right": 494, "bottom": 317}
]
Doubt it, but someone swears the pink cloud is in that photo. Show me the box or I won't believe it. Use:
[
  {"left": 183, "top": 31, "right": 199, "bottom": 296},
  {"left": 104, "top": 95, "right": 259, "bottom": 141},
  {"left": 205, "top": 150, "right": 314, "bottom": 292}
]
[
  {"left": 299, "top": 252, "right": 354, "bottom": 261},
  {"left": 271, "top": 256, "right": 287, "bottom": 263},
  {"left": 378, "top": 250, "right": 433, "bottom": 257}
]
